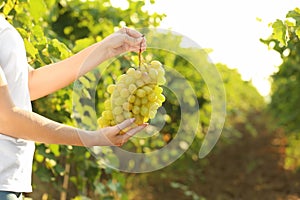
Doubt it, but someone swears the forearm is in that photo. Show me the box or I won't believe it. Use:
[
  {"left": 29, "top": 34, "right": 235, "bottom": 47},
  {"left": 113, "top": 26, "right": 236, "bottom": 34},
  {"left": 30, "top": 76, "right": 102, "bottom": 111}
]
[
  {"left": 29, "top": 42, "right": 108, "bottom": 100},
  {"left": 0, "top": 84, "right": 92, "bottom": 146},
  {"left": 1, "top": 107, "right": 92, "bottom": 146}
]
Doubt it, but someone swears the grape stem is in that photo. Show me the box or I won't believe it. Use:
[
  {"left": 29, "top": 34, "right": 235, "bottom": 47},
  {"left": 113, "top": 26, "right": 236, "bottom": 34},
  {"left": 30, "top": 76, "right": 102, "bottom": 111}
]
[{"left": 138, "top": 35, "right": 145, "bottom": 68}]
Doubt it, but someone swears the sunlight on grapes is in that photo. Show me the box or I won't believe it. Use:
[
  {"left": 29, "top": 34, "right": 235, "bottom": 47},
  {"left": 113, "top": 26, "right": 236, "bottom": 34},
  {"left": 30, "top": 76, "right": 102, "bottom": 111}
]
[{"left": 97, "top": 60, "right": 166, "bottom": 129}]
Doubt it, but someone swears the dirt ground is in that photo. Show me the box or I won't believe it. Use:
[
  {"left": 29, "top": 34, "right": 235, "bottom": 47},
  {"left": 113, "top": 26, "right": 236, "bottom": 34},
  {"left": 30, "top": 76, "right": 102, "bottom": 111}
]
[{"left": 128, "top": 113, "right": 300, "bottom": 200}]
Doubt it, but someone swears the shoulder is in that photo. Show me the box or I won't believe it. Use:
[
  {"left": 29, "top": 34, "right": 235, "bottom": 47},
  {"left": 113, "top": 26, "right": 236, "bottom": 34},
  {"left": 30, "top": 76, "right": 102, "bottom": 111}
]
[
  {"left": 0, "top": 16, "right": 27, "bottom": 72},
  {"left": 0, "top": 16, "right": 14, "bottom": 32},
  {"left": 0, "top": 16, "right": 22, "bottom": 42},
  {"left": 0, "top": 17, "right": 24, "bottom": 49}
]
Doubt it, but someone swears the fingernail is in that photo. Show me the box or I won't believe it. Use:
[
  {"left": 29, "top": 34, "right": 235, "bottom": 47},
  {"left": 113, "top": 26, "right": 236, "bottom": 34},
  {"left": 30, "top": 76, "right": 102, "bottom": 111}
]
[
  {"left": 130, "top": 118, "right": 136, "bottom": 122},
  {"left": 143, "top": 123, "right": 149, "bottom": 127}
]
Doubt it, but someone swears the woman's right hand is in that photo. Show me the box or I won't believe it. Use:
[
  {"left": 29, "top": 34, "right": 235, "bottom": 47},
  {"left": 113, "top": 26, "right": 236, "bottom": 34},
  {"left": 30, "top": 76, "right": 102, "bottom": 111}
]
[{"left": 82, "top": 118, "right": 148, "bottom": 147}]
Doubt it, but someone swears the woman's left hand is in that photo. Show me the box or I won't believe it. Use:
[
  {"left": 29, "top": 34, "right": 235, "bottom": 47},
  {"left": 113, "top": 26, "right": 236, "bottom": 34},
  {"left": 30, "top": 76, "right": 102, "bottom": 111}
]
[{"left": 101, "top": 27, "right": 146, "bottom": 59}]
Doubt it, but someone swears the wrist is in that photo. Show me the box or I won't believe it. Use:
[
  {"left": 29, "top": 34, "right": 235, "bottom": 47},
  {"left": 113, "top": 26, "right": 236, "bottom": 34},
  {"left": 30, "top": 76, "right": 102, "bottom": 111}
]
[
  {"left": 78, "top": 130, "right": 97, "bottom": 147},
  {"left": 78, "top": 42, "right": 108, "bottom": 76},
  {"left": 95, "top": 40, "right": 113, "bottom": 61}
]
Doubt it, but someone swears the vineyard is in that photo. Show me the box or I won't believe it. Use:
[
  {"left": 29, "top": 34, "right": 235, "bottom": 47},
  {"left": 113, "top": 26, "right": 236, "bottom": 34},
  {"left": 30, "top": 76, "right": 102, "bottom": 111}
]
[{"left": 1, "top": 0, "right": 300, "bottom": 200}]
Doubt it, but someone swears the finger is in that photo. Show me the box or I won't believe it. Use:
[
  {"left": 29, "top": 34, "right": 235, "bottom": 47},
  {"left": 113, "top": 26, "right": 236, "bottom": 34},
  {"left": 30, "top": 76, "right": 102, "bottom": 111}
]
[
  {"left": 131, "top": 38, "right": 147, "bottom": 47},
  {"left": 116, "top": 118, "right": 136, "bottom": 131},
  {"left": 121, "top": 27, "right": 144, "bottom": 38},
  {"left": 124, "top": 35, "right": 144, "bottom": 46},
  {"left": 129, "top": 42, "right": 147, "bottom": 52},
  {"left": 133, "top": 39, "right": 147, "bottom": 49},
  {"left": 125, "top": 123, "right": 148, "bottom": 138}
]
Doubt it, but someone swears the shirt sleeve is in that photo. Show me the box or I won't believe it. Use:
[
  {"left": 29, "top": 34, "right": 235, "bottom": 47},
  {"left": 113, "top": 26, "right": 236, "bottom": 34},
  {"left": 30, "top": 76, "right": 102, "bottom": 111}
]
[
  {"left": 0, "top": 17, "right": 28, "bottom": 89},
  {"left": 0, "top": 20, "right": 28, "bottom": 69},
  {"left": 0, "top": 66, "right": 8, "bottom": 86}
]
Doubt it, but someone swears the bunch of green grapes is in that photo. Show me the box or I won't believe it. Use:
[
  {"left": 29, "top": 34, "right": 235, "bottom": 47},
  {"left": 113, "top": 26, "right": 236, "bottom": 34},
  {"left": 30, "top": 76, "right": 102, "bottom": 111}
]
[{"left": 97, "top": 60, "right": 166, "bottom": 130}]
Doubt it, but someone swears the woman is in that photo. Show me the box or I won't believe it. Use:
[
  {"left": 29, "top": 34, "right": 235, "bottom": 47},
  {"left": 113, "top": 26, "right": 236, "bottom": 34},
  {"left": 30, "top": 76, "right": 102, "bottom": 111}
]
[{"left": 0, "top": 16, "right": 147, "bottom": 199}]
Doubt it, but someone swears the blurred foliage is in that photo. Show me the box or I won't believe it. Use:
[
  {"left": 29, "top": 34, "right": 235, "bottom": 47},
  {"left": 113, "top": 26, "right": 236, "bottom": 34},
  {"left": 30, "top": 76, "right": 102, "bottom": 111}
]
[
  {"left": 261, "top": 7, "right": 300, "bottom": 171},
  {"left": 284, "top": 134, "right": 300, "bottom": 170},
  {"left": 1, "top": 0, "right": 264, "bottom": 199},
  {"left": 261, "top": 7, "right": 300, "bottom": 132}
]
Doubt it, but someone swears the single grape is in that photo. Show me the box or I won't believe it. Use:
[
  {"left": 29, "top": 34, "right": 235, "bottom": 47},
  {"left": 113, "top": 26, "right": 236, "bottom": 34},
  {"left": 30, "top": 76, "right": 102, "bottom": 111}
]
[
  {"left": 150, "top": 102, "right": 160, "bottom": 111},
  {"left": 143, "top": 85, "right": 153, "bottom": 94},
  {"left": 102, "top": 110, "right": 113, "bottom": 120},
  {"left": 113, "top": 106, "right": 123, "bottom": 116},
  {"left": 107, "top": 84, "right": 116, "bottom": 94},
  {"left": 120, "top": 88, "right": 130, "bottom": 98},
  {"left": 116, "top": 83, "right": 126, "bottom": 91},
  {"left": 104, "top": 99, "right": 111, "bottom": 110},
  {"left": 134, "top": 70, "right": 142, "bottom": 79},
  {"left": 136, "top": 79, "right": 144, "bottom": 87},
  {"left": 141, "top": 72, "right": 152, "bottom": 84},
  {"left": 147, "top": 92, "right": 157, "bottom": 102},
  {"left": 157, "top": 76, "right": 166, "bottom": 85},
  {"left": 140, "top": 105, "right": 149, "bottom": 117},
  {"left": 150, "top": 60, "right": 162, "bottom": 69},
  {"left": 112, "top": 97, "right": 124, "bottom": 106},
  {"left": 134, "top": 97, "right": 141, "bottom": 106},
  {"left": 136, "top": 89, "right": 146, "bottom": 98},
  {"left": 135, "top": 115, "right": 144, "bottom": 125},
  {"left": 115, "top": 115, "right": 125, "bottom": 123},
  {"left": 126, "top": 68, "right": 135, "bottom": 76},
  {"left": 128, "top": 84, "right": 137, "bottom": 93},
  {"left": 117, "top": 74, "right": 127, "bottom": 83},
  {"left": 154, "top": 86, "right": 163, "bottom": 94},
  {"left": 122, "top": 102, "right": 133, "bottom": 111},
  {"left": 128, "top": 95, "right": 136, "bottom": 103},
  {"left": 132, "top": 106, "right": 140, "bottom": 115},
  {"left": 141, "top": 96, "right": 148, "bottom": 105},
  {"left": 149, "top": 110, "right": 157, "bottom": 119},
  {"left": 125, "top": 76, "right": 135, "bottom": 85},
  {"left": 123, "top": 111, "right": 132, "bottom": 119},
  {"left": 157, "top": 94, "right": 166, "bottom": 102},
  {"left": 149, "top": 68, "right": 158, "bottom": 80}
]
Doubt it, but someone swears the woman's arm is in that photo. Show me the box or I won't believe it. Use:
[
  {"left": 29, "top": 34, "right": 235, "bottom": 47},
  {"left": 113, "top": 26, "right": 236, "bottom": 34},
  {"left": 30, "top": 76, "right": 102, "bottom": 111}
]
[
  {"left": 28, "top": 27, "right": 146, "bottom": 100},
  {"left": 0, "top": 67, "right": 146, "bottom": 147}
]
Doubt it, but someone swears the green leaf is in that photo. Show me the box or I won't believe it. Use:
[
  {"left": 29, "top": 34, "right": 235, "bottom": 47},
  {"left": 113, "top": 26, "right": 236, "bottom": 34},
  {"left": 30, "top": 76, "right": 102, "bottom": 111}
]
[
  {"left": 72, "top": 196, "right": 91, "bottom": 200},
  {"left": 272, "top": 19, "right": 287, "bottom": 46},
  {"left": 295, "top": 27, "right": 300, "bottom": 39},
  {"left": 50, "top": 39, "right": 72, "bottom": 59},
  {"left": 0, "top": 1, "right": 5, "bottom": 10},
  {"left": 32, "top": 25, "right": 46, "bottom": 44},
  {"left": 49, "top": 144, "right": 60, "bottom": 157},
  {"left": 2, "top": 0, "right": 15, "bottom": 15},
  {"left": 24, "top": 39, "right": 38, "bottom": 58},
  {"left": 73, "top": 37, "right": 95, "bottom": 53},
  {"left": 287, "top": 9, "right": 300, "bottom": 24},
  {"left": 28, "top": 0, "right": 46, "bottom": 23},
  {"left": 34, "top": 153, "right": 44, "bottom": 163},
  {"left": 16, "top": 27, "right": 28, "bottom": 38}
]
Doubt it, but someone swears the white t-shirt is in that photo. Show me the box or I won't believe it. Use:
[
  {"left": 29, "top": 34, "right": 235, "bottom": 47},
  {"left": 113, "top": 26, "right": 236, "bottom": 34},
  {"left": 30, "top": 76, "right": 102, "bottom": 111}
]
[{"left": 0, "top": 17, "right": 35, "bottom": 192}]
